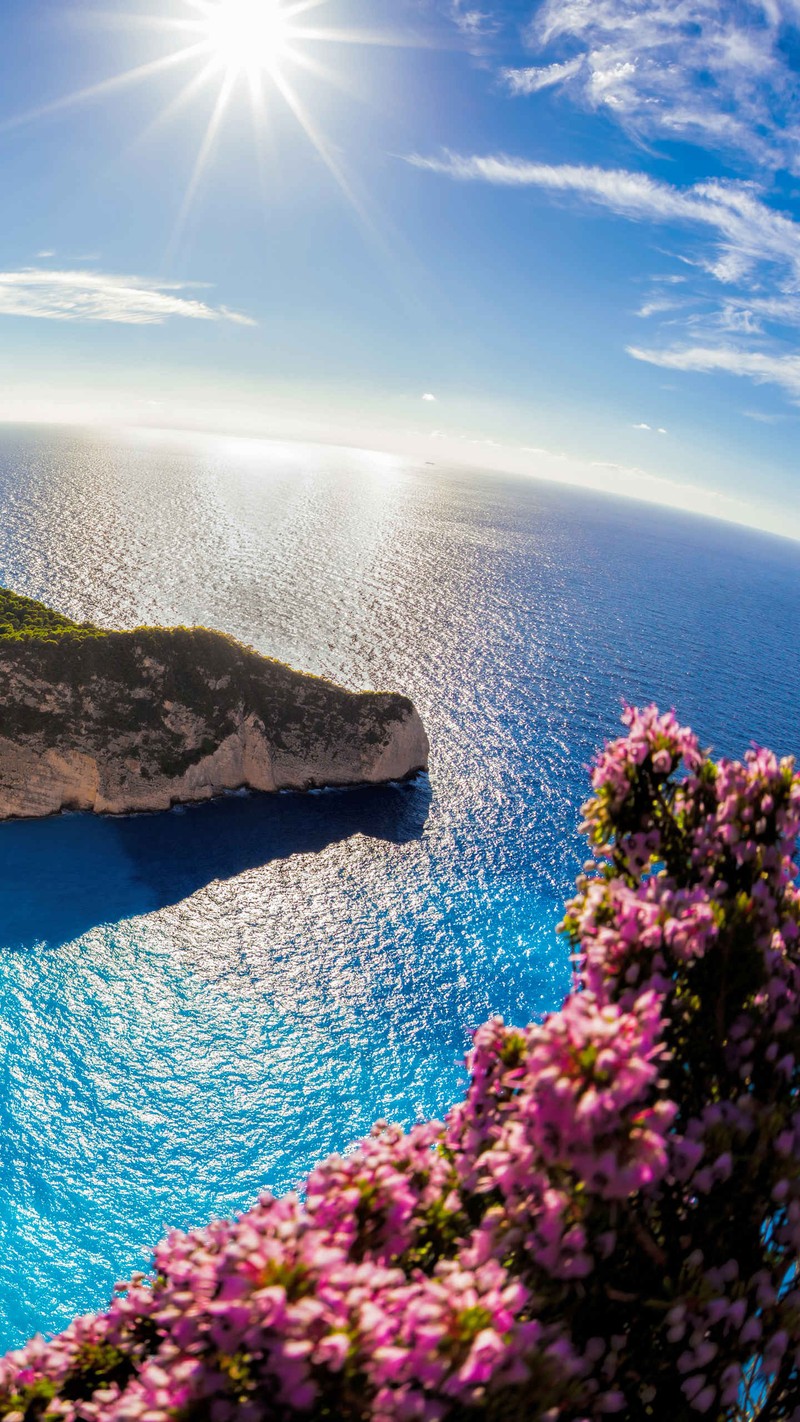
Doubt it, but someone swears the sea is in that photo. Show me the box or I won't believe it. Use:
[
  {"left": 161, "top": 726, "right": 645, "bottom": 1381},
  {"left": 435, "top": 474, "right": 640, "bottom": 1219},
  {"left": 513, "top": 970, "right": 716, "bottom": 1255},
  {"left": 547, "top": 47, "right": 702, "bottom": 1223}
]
[{"left": 0, "top": 422, "right": 798, "bottom": 1349}]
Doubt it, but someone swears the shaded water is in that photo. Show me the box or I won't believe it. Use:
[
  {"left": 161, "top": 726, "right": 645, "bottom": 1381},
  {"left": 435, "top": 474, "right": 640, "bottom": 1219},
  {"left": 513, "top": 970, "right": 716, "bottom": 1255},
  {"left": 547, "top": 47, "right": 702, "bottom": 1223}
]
[{"left": 0, "top": 424, "right": 798, "bottom": 1346}]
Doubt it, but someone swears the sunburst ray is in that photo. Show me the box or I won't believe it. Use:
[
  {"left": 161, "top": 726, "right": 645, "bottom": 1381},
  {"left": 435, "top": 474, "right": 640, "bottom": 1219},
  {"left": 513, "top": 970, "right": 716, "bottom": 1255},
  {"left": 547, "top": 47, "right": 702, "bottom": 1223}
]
[
  {"left": 167, "top": 69, "right": 238, "bottom": 257},
  {"left": 0, "top": 42, "right": 209, "bottom": 134},
  {"left": 291, "top": 27, "right": 435, "bottom": 48},
  {"left": 124, "top": 59, "right": 222, "bottom": 157}
]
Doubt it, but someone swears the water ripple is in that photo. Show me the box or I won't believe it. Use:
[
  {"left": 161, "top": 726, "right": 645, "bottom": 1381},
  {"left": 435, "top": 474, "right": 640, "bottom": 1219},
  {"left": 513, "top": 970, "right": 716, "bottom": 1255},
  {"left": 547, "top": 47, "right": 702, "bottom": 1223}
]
[{"left": 0, "top": 425, "right": 798, "bottom": 1345}]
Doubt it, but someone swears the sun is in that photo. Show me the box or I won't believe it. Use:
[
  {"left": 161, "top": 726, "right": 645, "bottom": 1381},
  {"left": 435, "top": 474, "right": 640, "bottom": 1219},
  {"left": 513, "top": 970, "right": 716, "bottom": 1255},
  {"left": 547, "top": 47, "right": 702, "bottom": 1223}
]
[
  {"left": 2, "top": 0, "right": 414, "bottom": 249},
  {"left": 196, "top": 0, "right": 297, "bottom": 78}
]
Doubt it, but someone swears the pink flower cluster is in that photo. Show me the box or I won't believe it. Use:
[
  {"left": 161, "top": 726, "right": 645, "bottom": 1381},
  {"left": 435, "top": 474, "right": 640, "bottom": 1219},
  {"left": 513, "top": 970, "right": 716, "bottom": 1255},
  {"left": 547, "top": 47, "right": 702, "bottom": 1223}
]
[{"left": 2, "top": 706, "right": 799, "bottom": 1421}]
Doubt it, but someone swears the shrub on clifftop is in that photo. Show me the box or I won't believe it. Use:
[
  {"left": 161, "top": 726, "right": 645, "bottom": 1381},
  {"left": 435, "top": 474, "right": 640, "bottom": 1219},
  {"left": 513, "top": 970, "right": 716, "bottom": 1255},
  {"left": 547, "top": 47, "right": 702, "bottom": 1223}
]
[
  {"left": 0, "top": 588, "right": 102, "bottom": 642},
  {"left": 2, "top": 706, "right": 798, "bottom": 1421}
]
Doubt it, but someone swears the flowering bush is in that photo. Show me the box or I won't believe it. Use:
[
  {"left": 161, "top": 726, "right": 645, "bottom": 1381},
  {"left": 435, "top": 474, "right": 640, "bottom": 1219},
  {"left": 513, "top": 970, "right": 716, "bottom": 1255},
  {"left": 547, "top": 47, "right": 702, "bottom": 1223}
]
[{"left": 2, "top": 705, "right": 799, "bottom": 1421}]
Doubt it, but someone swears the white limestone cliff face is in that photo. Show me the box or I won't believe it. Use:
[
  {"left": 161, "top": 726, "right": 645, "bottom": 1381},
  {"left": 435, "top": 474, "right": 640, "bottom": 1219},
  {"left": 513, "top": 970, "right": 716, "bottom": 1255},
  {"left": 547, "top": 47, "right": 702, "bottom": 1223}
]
[{"left": 0, "top": 628, "right": 430, "bottom": 820}]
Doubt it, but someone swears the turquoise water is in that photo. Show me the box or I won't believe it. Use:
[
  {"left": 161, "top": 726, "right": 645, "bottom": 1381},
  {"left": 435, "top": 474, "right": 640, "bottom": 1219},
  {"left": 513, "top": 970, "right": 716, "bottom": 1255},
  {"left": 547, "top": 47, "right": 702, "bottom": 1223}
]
[{"left": 0, "top": 424, "right": 798, "bottom": 1347}]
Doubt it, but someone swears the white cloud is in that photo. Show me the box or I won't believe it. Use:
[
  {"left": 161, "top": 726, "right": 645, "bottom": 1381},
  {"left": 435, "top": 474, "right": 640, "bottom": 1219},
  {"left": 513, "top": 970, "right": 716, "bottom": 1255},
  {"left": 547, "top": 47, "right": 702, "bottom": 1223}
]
[
  {"left": 636, "top": 296, "right": 687, "bottom": 318},
  {"left": 520, "top": 0, "right": 800, "bottom": 170},
  {"left": 501, "top": 58, "right": 583, "bottom": 95},
  {"left": 422, "top": 391, "right": 437, "bottom": 401},
  {"left": 726, "top": 292, "right": 800, "bottom": 324},
  {"left": 628, "top": 343, "right": 800, "bottom": 401},
  {"left": 449, "top": 1, "right": 499, "bottom": 45},
  {"left": 742, "top": 408, "right": 787, "bottom": 424},
  {"left": 0, "top": 269, "right": 256, "bottom": 326},
  {"left": 714, "top": 305, "right": 761, "bottom": 335},
  {"left": 404, "top": 154, "right": 800, "bottom": 284},
  {"left": 633, "top": 422, "right": 652, "bottom": 429}
]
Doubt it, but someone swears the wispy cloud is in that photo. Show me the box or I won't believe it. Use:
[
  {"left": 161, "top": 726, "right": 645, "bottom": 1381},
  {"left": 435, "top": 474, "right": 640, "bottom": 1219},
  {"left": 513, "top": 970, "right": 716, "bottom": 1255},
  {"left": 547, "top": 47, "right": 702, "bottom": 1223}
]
[
  {"left": 0, "top": 269, "right": 256, "bottom": 326},
  {"left": 636, "top": 296, "right": 688, "bottom": 318},
  {"left": 404, "top": 154, "right": 800, "bottom": 284},
  {"left": 407, "top": 149, "right": 800, "bottom": 403},
  {"left": 501, "top": 58, "right": 583, "bottom": 95},
  {"left": 742, "top": 408, "right": 789, "bottom": 424},
  {"left": 519, "top": 0, "right": 800, "bottom": 171},
  {"left": 628, "top": 344, "right": 800, "bottom": 402},
  {"left": 449, "top": 1, "right": 499, "bottom": 46}
]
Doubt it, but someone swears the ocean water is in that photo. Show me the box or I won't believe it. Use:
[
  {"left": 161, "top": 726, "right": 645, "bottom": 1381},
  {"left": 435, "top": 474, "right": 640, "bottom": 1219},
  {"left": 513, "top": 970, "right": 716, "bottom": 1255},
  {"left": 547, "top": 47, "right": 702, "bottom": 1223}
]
[{"left": 0, "top": 423, "right": 798, "bottom": 1349}]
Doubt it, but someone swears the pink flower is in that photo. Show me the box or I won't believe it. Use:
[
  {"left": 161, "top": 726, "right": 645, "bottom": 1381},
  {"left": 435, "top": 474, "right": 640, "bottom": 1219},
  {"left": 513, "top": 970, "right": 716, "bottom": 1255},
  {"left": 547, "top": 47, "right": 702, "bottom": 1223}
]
[{"left": 2, "top": 708, "right": 798, "bottom": 1422}]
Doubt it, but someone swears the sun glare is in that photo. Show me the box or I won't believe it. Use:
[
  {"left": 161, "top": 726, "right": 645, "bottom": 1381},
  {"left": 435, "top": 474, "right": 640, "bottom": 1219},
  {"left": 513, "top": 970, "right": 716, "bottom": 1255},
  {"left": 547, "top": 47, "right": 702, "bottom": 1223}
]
[
  {"left": 1, "top": 0, "right": 414, "bottom": 249},
  {"left": 199, "top": 0, "right": 295, "bottom": 76}
]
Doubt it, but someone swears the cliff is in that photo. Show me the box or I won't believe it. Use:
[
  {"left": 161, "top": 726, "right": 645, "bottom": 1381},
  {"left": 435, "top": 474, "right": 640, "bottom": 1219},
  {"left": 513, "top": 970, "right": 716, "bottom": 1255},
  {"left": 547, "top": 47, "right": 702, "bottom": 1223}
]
[{"left": 0, "top": 588, "right": 430, "bottom": 819}]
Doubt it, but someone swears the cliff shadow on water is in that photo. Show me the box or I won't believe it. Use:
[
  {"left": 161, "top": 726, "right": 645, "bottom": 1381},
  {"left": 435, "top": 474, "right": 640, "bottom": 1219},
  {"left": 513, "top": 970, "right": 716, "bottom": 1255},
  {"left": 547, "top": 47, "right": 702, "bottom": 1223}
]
[{"left": 0, "top": 776, "right": 432, "bottom": 952}]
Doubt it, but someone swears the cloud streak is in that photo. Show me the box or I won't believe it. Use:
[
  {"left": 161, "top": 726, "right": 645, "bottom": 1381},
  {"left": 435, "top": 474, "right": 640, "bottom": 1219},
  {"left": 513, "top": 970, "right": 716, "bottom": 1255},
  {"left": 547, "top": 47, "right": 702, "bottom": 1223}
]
[
  {"left": 628, "top": 344, "right": 800, "bottom": 401},
  {"left": 0, "top": 269, "right": 256, "bottom": 326},
  {"left": 404, "top": 153, "right": 800, "bottom": 284},
  {"left": 501, "top": 58, "right": 583, "bottom": 95}
]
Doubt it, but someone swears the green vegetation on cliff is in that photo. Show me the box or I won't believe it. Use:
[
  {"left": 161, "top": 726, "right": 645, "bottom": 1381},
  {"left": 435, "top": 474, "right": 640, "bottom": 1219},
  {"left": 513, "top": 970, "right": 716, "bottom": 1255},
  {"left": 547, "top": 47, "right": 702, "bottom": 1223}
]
[
  {"left": 0, "top": 588, "right": 104, "bottom": 642},
  {"left": 0, "top": 586, "right": 419, "bottom": 789}
]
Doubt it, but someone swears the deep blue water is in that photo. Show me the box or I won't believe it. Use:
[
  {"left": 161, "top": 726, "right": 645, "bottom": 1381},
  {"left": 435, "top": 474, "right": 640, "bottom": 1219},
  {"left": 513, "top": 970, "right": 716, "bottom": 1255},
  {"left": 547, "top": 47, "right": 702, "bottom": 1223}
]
[{"left": 0, "top": 423, "right": 798, "bottom": 1349}]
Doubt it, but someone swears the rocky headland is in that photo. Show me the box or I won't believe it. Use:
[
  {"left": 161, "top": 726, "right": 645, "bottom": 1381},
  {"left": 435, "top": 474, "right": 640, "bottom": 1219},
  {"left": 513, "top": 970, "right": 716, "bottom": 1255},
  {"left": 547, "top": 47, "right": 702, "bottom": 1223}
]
[{"left": 0, "top": 588, "right": 429, "bottom": 819}]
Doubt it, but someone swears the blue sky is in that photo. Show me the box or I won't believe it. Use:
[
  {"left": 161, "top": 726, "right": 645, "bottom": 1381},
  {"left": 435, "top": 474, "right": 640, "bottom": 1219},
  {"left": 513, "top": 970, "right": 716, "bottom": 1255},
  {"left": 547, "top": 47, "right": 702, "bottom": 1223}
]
[{"left": 1, "top": 0, "right": 800, "bottom": 535}]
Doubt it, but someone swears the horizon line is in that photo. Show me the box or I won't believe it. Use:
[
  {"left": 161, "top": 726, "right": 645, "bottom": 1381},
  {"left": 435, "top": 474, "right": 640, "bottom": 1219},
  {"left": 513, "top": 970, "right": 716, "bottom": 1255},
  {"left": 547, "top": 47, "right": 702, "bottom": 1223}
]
[{"left": 0, "top": 411, "right": 795, "bottom": 548}]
